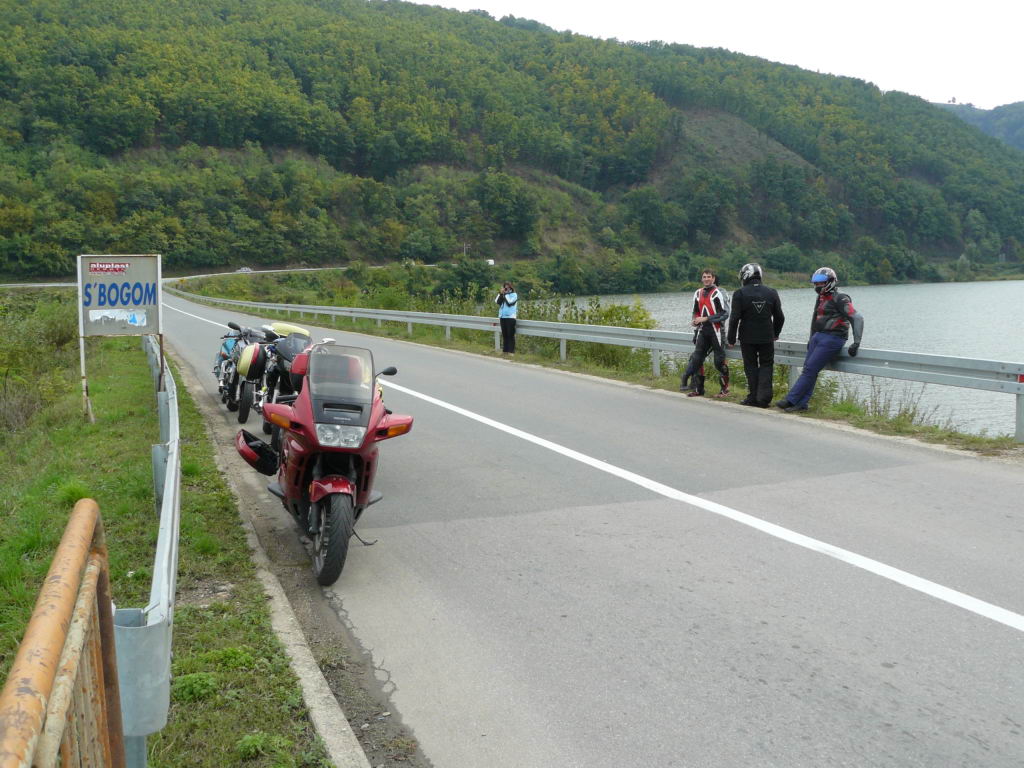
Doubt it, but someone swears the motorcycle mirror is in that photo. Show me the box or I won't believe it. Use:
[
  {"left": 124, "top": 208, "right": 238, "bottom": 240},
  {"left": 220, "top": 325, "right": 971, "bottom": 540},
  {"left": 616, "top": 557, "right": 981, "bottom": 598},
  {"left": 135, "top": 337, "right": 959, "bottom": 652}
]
[
  {"left": 228, "top": 321, "right": 241, "bottom": 331},
  {"left": 291, "top": 353, "right": 309, "bottom": 377},
  {"left": 378, "top": 366, "right": 398, "bottom": 377}
]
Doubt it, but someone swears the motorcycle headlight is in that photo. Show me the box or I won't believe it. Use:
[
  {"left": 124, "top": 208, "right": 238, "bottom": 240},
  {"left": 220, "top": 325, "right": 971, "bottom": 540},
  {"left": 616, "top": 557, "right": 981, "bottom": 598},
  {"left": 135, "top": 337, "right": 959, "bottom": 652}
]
[{"left": 315, "top": 423, "right": 366, "bottom": 448}]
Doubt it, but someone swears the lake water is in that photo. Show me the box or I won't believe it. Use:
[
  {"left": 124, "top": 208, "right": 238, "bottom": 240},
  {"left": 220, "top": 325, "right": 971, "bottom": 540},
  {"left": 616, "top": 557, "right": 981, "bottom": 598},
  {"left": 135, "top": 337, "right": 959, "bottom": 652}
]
[{"left": 595, "top": 280, "right": 1024, "bottom": 437}]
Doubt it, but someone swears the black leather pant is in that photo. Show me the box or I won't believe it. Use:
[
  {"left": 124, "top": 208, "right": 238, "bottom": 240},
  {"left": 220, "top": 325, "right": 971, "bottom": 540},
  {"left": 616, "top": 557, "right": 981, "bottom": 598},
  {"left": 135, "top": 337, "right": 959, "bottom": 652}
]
[
  {"left": 682, "top": 330, "right": 728, "bottom": 394},
  {"left": 740, "top": 341, "right": 775, "bottom": 405}
]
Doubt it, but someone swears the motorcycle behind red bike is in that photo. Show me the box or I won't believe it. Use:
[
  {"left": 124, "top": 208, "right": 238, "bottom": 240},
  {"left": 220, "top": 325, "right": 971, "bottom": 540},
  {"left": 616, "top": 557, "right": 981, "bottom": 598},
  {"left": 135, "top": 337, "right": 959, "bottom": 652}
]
[{"left": 235, "top": 342, "right": 413, "bottom": 585}]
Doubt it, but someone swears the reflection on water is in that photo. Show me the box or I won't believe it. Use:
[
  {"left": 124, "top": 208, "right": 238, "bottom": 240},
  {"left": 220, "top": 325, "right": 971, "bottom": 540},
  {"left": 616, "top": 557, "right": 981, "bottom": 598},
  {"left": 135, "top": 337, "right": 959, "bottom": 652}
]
[{"left": 593, "top": 281, "right": 1024, "bottom": 437}]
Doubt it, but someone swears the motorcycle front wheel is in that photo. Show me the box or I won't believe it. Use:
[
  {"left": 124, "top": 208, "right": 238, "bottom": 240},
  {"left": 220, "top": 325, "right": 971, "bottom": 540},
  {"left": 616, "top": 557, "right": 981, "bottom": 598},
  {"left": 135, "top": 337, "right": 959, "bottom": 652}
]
[
  {"left": 237, "top": 380, "right": 254, "bottom": 424},
  {"left": 313, "top": 493, "right": 355, "bottom": 586},
  {"left": 261, "top": 381, "right": 276, "bottom": 434}
]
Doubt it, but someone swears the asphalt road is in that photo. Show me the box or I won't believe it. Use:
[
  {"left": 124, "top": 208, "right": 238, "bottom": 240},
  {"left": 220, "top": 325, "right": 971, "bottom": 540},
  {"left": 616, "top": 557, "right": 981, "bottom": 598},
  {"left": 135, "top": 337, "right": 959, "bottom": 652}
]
[{"left": 162, "top": 293, "right": 1024, "bottom": 768}]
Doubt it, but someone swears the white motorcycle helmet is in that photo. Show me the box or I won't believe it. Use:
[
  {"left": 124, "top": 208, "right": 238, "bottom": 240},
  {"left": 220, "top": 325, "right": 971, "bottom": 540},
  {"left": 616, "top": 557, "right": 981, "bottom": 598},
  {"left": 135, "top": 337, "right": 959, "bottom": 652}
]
[{"left": 739, "top": 263, "right": 763, "bottom": 284}]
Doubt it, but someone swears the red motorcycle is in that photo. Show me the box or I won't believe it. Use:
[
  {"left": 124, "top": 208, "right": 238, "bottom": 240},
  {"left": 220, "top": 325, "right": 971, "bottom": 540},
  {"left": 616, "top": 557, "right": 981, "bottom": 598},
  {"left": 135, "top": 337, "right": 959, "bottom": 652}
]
[{"left": 236, "top": 342, "right": 413, "bottom": 585}]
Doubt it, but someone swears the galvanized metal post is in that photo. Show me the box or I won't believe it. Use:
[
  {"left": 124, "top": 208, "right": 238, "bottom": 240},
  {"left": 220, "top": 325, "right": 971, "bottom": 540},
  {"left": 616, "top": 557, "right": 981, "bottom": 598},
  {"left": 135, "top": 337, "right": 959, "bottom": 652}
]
[
  {"left": 407, "top": 321, "right": 413, "bottom": 336},
  {"left": 494, "top": 330, "right": 501, "bottom": 351},
  {"left": 377, "top": 318, "right": 382, "bottom": 328},
  {"left": 157, "top": 391, "right": 170, "bottom": 443},
  {"left": 152, "top": 444, "right": 168, "bottom": 514},
  {"left": 1016, "top": 392, "right": 1023, "bottom": 443},
  {"left": 124, "top": 735, "right": 147, "bottom": 768},
  {"left": 560, "top": 338, "right": 567, "bottom": 362},
  {"left": 652, "top": 350, "right": 661, "bottom": 378},
  {"left": 788, "top": 365, "right": 799, "bottom": 389}
]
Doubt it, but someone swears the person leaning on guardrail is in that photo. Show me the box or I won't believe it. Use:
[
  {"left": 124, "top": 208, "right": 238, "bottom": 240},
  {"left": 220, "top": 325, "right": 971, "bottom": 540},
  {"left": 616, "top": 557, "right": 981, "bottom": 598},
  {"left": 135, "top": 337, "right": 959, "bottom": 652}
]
[
  {"left": 496, "top": 281, "right": 518, "bottom": 356},
  {"left": 727, "top": 263, "right": 785, "bottom": 408},
  {"left": 680, "top": 269, "right": 731, "bottom": 398},
  {"left": 775, "top": 267, "right": 864, "bottom": 413}
]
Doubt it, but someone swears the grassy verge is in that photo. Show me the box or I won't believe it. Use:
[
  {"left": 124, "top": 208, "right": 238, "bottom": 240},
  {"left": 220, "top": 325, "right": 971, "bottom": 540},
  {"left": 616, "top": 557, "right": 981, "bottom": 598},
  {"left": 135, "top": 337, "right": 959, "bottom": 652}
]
[
  {"left": 0, "top": 334, "right": 331, "bottom": 768},
  {"left": 180, "top": 290, "right": 1020, "bottom": 458}
]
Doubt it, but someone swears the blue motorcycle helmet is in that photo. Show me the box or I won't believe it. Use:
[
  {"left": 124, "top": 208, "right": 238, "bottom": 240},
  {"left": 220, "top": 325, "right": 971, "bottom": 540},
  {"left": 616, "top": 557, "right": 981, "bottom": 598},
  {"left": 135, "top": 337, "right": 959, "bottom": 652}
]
[{"left": 811, "top": 267, "right": 837, "bottom": 294}]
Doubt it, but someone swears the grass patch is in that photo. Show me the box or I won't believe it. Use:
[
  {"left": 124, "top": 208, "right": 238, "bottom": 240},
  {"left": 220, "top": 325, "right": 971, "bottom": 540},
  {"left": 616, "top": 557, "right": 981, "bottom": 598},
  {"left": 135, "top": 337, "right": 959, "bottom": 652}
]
[
  {"left": 814, "top": 378, "right": 1017, "bottom": 455},
  {"left": 0, "top": 333, "right": 330, "bottom": 768}
]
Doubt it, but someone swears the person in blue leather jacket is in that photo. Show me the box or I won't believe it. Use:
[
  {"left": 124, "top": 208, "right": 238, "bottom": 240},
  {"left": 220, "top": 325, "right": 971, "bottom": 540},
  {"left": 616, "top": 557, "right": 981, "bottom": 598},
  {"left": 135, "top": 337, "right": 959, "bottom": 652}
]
[{"left": 496, "top": 281, "right": 518, "bottom": 355}]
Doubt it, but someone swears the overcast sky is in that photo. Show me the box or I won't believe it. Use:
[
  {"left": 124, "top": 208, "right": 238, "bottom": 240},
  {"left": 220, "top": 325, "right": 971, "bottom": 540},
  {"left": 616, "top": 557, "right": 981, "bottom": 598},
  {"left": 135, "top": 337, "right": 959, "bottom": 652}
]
[{"left": 414, "top": 0, "right": 1021, "bottom": 110}]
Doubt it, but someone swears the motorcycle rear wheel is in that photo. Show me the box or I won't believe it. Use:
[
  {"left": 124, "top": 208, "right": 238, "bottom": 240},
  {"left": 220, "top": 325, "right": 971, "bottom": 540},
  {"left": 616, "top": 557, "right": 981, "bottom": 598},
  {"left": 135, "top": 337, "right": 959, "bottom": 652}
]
[
  {"left": 313, "top": 493, "right": 355, "bottom": 586},
  {"left": 237, "top": 380, "right": 254, "bottom": 424},
  {"left": 226, "top": 372, "right": 240, "bottom": 412}
]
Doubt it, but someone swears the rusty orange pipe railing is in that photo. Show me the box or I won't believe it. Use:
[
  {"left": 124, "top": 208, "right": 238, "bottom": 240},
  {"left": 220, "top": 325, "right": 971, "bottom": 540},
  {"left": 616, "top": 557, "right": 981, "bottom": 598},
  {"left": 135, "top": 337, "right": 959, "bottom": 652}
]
[{"left": 0, "top": 498, "right": 125, "bottom": 768}]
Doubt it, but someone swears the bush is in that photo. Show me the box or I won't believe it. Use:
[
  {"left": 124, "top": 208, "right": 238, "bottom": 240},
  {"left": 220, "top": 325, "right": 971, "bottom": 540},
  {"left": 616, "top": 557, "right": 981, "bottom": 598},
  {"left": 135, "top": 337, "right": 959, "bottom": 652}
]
[
  {"left": 172, "top": 672, "right": 219, "bottom": 702},
  {"left": 0, "top": 292, "right": 78, "bottom": 439}
]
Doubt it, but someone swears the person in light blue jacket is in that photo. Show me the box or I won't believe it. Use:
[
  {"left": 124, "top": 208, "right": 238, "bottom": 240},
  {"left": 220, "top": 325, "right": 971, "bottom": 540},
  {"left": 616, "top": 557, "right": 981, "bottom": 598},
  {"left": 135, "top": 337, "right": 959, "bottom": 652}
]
[{"left": 495, "top": 281, "right": 518, "bottom": 355}]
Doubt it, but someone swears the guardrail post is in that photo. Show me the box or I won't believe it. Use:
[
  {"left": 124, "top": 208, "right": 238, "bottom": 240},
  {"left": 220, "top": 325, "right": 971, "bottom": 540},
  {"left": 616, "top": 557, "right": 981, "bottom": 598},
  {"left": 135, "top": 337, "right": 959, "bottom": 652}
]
[
  {"left": 152, "top": 444, "right": 168, "bottom": 513},
  {"left": 377, "top": 318, "right": 382, "bottom": 328},
  {"left": 445, "top": 325, "right": 451, "bottom": 341},
  {"left": 124, "top": 735, "right": 147, "bottom": 768},
  {"left": 788, "top": 364, "right": 799, "bottom": 389},
  {"left": 157, "top": 391, "right": 170, "bottom": 443},
  {"left": 652, "top": 350, "right": 661, "bottom": 378},
  {"left": 494, "top": 330, "right": 501, "bottom": 351},
  {"left": 559, "top": 338, "right": 567, "bottom": 362},
  {"left": 407, "top": 321, "right": 413, "bottom": 336},
  {"left": 1016, "top": 393, "right": 1023, "bottom": 443}
]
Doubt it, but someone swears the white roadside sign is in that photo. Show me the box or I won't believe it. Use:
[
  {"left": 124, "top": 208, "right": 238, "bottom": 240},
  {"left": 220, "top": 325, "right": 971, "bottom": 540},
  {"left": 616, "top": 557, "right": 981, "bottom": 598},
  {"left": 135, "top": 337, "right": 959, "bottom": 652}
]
[
  {"left": 78, "top": 254, "right": 162, "bottom": 336},
  {"left": 77, "top": 254, "right": 163, "bottom": 419}
]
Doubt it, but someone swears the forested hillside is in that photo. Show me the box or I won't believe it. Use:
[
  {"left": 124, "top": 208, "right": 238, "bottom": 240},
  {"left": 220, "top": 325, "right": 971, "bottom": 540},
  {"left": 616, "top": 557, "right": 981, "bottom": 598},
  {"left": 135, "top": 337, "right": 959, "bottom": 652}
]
[
  {"left": 939, "top": 102, "right": 1024, "bottom": 153},
  {"left": 3, "top": 0, "right": 1024, "bottom": 291}
]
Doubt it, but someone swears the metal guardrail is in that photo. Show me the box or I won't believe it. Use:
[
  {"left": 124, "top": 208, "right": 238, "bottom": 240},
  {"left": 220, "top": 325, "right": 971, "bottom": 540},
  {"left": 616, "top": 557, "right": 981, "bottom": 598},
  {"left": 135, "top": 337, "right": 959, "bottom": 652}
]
[
  {"left": 167, "top": 288, "right": 1024, "bottom": 441},
  {"left": 0, "top": 499, "right": 126, "bottom": 768},
  {"left": 0, "top": 338, "right": 179, "bottom": 768},
  {"left": 109, "top": 336, "right": 181, "bottom": 766}
]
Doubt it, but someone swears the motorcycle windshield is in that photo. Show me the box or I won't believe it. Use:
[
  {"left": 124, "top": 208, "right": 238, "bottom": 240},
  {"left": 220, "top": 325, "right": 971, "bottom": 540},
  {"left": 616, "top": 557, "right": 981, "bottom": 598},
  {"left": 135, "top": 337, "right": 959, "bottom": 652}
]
[
  {"left": 276, "top": 332, "right": 311, "bottom": 363},
  {"left": 306, "top": 345, "right": 374, "bottom": 405}
]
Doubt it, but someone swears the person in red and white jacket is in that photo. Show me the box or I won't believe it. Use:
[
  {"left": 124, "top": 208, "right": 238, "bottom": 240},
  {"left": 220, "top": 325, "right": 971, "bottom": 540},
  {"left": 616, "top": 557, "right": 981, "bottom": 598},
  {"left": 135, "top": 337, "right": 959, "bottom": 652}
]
[{"left": 680, "top": 269, "right": 730, "bottom": 397}]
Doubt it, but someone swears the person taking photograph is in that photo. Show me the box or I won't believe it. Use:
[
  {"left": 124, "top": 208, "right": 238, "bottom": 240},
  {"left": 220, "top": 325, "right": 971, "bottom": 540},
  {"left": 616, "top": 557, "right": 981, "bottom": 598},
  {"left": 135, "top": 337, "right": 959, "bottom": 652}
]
[{"left": 495, "top": 281, "right": 518, "bottom": 355}]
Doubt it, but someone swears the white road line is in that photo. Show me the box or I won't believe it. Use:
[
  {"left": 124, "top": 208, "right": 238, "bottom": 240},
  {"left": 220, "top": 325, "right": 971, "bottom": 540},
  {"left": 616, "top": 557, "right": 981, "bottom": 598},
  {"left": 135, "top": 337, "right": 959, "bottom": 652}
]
[
  {"left": 384, "top": 381, "right": 1024, "bottom": 634},
  {"left": 164, "top": 304, "right": 229, "bottom": 325},
  {"left": 165, "top": 300, "right": 1024, "bottom": 634}
]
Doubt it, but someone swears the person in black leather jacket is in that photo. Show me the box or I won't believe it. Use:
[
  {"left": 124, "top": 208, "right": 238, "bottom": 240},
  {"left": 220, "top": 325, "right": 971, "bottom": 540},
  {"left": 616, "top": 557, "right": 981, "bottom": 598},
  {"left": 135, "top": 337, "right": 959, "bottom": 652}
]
[{"left": 726, "top": 263, "right": 785, "bottom": 408}]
